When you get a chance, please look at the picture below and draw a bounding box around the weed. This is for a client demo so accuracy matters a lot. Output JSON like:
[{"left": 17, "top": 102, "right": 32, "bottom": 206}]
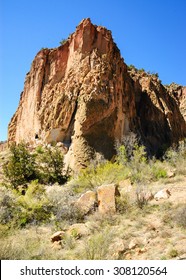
[
  {"left": 82, "top": 228, "right": 115, "bottom": 259},
  {"left": 168, "top": 248, "right": 178, "bottom": 258},
  {"left": 174, "top": 205, "right": 186, "bottom": 228}
]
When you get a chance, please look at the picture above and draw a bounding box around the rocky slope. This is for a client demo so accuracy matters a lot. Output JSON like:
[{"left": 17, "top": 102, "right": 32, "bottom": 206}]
[{"left": 8, "top": 18, "right": 186, "bottom": 170}]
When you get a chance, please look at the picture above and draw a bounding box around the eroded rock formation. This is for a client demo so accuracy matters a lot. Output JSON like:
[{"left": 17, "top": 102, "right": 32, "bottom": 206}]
[{"left": 8, "top": 18, "right": 186, "bottom": 170}]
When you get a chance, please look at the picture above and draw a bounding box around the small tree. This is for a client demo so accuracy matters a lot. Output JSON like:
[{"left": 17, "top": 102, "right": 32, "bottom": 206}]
[
  {"left": 3, "top": 142, "right": 37, "bottom": 188},
  {"left": 60, "top": 38, "right": 67, "bottom": 45},
  {"left": 37, "top": 146, "right": 69, "bottom": 184}
]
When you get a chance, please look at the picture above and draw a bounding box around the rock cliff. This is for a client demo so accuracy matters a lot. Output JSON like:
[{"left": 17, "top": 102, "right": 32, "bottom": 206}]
[{"left": 8, "top": 18, "right": 186, "bottom": 170}]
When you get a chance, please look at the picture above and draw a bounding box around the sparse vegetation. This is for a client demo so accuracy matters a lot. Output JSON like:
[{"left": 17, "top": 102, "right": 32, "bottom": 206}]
[
  {"left": 0, "top": 138, "right": 186, "bottom": 260},
  {"left": 60, "top": 38, "right": 67, "bottom": 45},
  {"left": 174, "top": 205, "right": 186, "bottom": 228}
]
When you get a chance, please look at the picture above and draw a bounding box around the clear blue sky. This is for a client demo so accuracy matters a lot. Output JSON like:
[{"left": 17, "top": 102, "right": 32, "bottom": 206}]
[{"left": 0, "top": 0, "right": 186, "bottom": 141}]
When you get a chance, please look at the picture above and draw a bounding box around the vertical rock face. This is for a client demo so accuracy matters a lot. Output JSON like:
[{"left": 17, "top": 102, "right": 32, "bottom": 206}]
[{"left": 8, "top": 18, "right": 186, "bottom": 170}]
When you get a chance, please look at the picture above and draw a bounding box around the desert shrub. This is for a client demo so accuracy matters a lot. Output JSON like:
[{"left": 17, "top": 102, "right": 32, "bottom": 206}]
[
  {"left": 3, "top": 143, "right": 69, "bottom": 187},
  {"left": 3, "top": 142, "right": 37, "bottom": 188},
  {"left": 129, "top": 145, "right": 148, "bottom": 183},
  {"left": 150, "top": 160, "right": 167, "bottom": 180},
  {"left": 173, "top": 205, "right": 186, "bottom": 228},
  {"left": 0, "top": 182, "right": 51, "bottom": 228},
  {"left": 46, "top": 184, "right": 84, "bottom": 225},
  {"left": 70, "top": 161, "right": 129, "bottom": 193},
  {"left": 168, "top": 248, "right": 179, "bottom": 258},
  {"left": 116, "top": 193, "right": 131, "bottom": 214},
  {"left": 115, "top": 132, "right": 138, "bottom": 162},
  {"left": 0, "top": 186, "right": 20, "bottom": 225},
  {"left": 81, "top": 228, "right": 115, "bottom": 259},
  {"left": 115, "top": 134, "right": 151, "bottom": 183},
  {"left": 16, "top": 180, "right": 52, "bottom": 227},
  {"left": 135, "top": 185, "right": 149, "bottom": 209},
  {"left": 116, "top": 134, "right": 168, "bottom": 183},
  {"left": 0, "top": 241, "right": 24, "bottom": 260},
  {"left": 60, "top": 38, "right": 67, "bottom": 45},
  {"left": 36, "top": 146, "right": 69, "bottom": 185},
  {"left": 164, "top": 140, "right": 186, "bottom": 175}
]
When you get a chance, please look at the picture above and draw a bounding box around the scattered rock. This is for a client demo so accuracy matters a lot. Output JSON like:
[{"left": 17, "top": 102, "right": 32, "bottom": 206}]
[
  {"left": 50, "top": 231, "right": 65, "bottom": 242},
  {"left": 176, "top": 254, "right": 186, "bottom": 260},
  {"left": 154, "top": 188, "right": 171, "bottom": 201},
  {"left": 75, "top": 191, "right": 97, "bottom": 215},
  {"left": 97, "top": 184, "right": 120, "bottom": 214},
  {"left": 109, "top": 238, "right": 126, "bottom": 259},
  {"left": 167, "top": 170, "right": 175, "bottom": 178},
  {"left": 136, "top": 247, "right": 147, "bottom": 254},
  {"left": 128, "top": 239, "right": 138, "bottom": 250},
  {"left": 67, "top": 223, "right": 90, "bottom": 239},
  {"left": 51, "top": 240, "right": 62, "bottom": 250}
]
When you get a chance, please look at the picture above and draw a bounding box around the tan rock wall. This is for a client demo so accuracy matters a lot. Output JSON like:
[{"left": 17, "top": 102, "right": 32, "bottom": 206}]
[{"left": 8, "top": 18, "right": 186, "bottom": 170}]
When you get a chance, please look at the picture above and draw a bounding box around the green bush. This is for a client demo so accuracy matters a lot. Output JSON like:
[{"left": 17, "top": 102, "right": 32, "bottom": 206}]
[
  {"left": 71, "top": 161, "right": 129, "bottom": 193},
  {"left": 3, "top": 143, "right": 69, "bottom": 187},
  {"left": 3, "top": 143, "right": 37, "bottom": 188},
  {"left": 36, "top": 146, "right": 69, "bottom": 185},
  {"left": 60, "top": 38, "right": 67, "bottom": 45},
  {"left": 16, "top": 181, "right": 52, "bottom": 227},
  {"left": 0, "top": 186, "right": 20, "bottom": 225},
  {"left": 164, "top": 140, "right": 186, "bottom": 175},
  {"left": 116, "top": 135, "right": 168, "bottom": 184},
  {"left": 82, "top": 228, "right": 114, "bottom": 259}
]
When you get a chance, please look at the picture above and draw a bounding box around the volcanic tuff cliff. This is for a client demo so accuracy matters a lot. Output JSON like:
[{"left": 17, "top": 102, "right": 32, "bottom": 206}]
[{"left": 8, "top": 18, "right": 186, "bottom": 170}]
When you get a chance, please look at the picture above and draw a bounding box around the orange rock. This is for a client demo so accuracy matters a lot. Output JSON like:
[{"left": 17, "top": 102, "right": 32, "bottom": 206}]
[
  {"left": 75, "top": 191, "right": 97, "bottom": 215},
  {"left": 8, "top": 18, "right": 186, "bottom": 172},
  {"left": 97, "top": 184, "right": 120, "bottom": 214}
]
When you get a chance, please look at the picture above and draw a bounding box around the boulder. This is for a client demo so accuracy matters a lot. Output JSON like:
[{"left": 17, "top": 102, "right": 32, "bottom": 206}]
[
  {"left": 154, "top": 188, "right": 171, "bottom": 201},
  {"left": 75, "top": 191, "right": 97, "bottom": 215},
  {"left": 97, "top": 184, "right": 120, "bottom": 214},
  {"left": 50, "top": 231, "right": 65, "bottom": 242}
]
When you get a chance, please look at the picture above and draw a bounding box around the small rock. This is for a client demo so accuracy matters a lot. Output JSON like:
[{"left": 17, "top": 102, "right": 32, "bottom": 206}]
[
  {"left": 154, "top": 189, "right": 171, "bottom": 201},
  {"left": 51, "top": 240, "right": 62, "bottom": 250},
  {"left": 50, "top": 231, "right": 65, "bottom": 242},
  {"left": 176, "top": 254, "right": 186, "bottom": 260},
  {"left": 136, "top": 247, "right": 147, "bottom": 254},
  {"left": 167, "top": 170, "right": 175, "bottom": 178},
  {"left": 109, "top": 238, "right": 126, "bottom": 259},
  {"left": 97, "top": 184, "right": 120, "bottom": 214},
  {"left": 128, "top": 239, "right": 138, "bottom": 250},
  {"left": 67, "top": 223, "right": 90, "bottom": 239}
]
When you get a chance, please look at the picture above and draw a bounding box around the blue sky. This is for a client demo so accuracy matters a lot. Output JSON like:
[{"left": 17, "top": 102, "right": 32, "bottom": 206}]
[{"left": 0, "top": 0, "right": 186, "bottom": 141}]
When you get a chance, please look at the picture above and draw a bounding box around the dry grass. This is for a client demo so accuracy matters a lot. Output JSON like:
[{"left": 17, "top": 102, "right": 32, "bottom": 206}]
[{"left": 0, "top": 145, "right": 186, "bottom": 260}]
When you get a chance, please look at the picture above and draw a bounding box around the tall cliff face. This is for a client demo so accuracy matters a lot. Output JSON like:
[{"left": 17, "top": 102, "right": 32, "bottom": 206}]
[{"left": 8, "top": 18, "right": 186, "bottom": 169}]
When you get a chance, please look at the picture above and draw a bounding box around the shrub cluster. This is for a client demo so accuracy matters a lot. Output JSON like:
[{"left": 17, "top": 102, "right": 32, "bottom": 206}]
[{"left": 3, "top": 142, "right": 69, "bottom": 189}]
